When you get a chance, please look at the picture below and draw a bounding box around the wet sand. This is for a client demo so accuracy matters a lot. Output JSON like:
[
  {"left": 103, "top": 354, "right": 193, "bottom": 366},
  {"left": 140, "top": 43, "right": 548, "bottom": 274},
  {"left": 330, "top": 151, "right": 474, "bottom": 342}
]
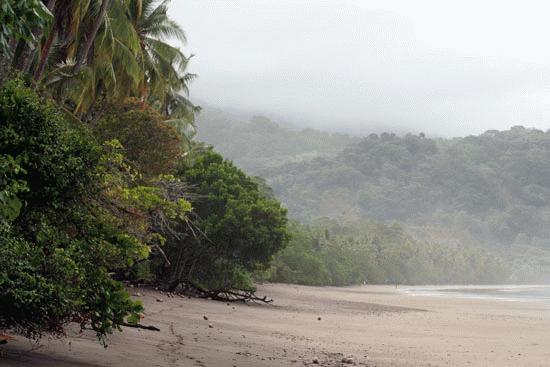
[{"left": 1, "top": 283, "right": 550, "bottom": 366}]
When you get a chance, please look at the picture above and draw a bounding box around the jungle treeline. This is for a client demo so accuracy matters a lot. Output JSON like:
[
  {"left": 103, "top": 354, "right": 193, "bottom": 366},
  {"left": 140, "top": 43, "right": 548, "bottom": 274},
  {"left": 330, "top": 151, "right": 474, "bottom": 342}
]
[
  {"left": 0, "top": 0, "right": 287, "bottom": 342},
  {"left": 264, "top": 219, "right": 507, "bottom": 286}
]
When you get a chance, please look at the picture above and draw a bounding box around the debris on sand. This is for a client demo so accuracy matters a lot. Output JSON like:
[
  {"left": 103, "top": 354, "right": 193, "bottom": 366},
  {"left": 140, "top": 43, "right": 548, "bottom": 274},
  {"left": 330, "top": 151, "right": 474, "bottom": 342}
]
[
  {"left": 0, "top": 334, "right": 15, "bottom": 345},
  {"left": 341, "top": 357, "right": 355, "bottom": 364}
]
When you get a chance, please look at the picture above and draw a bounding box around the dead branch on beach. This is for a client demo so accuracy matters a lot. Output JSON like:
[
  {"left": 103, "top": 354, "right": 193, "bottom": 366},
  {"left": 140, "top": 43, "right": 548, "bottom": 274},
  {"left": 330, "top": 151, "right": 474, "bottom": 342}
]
[
  {"left": 175, "top": 281, "right": 273, "bottom": 304},
  {"left": 121, "top": 323, "right": 160, "bottom": 331}
]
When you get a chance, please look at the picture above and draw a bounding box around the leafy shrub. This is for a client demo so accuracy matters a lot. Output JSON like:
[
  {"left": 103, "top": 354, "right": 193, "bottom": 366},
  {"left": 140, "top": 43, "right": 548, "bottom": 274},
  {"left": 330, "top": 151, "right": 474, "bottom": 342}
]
[
  {"left": 160, "top": 150, "right": 289, "bottom": 291},
  {"left": 0, "top": 154, "right": 27, "bottom": 223}
]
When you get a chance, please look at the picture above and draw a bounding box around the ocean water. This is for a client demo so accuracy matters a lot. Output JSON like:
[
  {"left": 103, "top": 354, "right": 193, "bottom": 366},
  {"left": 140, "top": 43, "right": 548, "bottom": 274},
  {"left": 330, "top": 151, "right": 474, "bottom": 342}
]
[{"left": 403, "top": 285, "right": 550, "bottom": 302}]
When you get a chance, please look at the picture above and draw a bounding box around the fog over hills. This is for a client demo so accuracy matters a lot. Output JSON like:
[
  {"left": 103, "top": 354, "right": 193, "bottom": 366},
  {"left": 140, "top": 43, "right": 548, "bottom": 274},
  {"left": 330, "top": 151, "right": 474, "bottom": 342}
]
[{"left": 170, "top": 0, "right": 550, "bottom": 137}]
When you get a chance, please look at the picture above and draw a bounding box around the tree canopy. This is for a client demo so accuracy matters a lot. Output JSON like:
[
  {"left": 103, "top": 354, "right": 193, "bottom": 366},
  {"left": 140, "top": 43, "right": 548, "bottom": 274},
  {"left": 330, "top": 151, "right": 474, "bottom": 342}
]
[{"left": 159, "top": 150, "right": 289, "bottom": 292}]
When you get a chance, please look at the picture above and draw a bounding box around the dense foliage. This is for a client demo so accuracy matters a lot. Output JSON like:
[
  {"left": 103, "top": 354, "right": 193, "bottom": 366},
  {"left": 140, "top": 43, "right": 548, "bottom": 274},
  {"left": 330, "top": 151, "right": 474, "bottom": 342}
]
[
  {"left": 0, "top": 0, "right": 204, "bottom": 341},
  {"left": 0, "top": 80, "right": 144, "bottom": 341},
  {"left": 0, "top": 0, "right": 294, "bottom": 344},
  {"left": 93, "top": 98, "right": 183, "bottom": 177},
  {"left": 158, "top": 150, "right": 289, "bottom": 291},
  {"left": 0, "top": 0, "right": 50, "bottom": 57}
]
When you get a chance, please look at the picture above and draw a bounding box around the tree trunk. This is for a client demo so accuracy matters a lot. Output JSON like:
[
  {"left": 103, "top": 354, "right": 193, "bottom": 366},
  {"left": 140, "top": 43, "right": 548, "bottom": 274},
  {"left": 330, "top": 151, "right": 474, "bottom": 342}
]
[
  {"left": 12, "top": 39, "right": 37, "bottom": 73},
  {"left": 73, "top": 0, "right": 111, "bottom": 74},
  {"left": 33, "top": 27, "right": 57, "bottom": 82}
]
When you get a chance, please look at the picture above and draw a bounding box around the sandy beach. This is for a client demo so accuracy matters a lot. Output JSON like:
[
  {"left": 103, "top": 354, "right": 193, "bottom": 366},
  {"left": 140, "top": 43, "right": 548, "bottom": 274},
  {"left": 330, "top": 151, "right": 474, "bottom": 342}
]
[{"left": 1, "top": 283, "right": 550, "bottom": 367}]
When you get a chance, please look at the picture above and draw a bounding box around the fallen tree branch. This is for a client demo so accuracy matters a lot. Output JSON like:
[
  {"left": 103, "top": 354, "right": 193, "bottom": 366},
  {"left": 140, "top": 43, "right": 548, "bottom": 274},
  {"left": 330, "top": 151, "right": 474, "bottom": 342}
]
[
  {"left": 177, "top": 281, "right": 273, "bottom": 304},
  {"left": 121, "top": 323, "right": 160, "bottom": 331}
]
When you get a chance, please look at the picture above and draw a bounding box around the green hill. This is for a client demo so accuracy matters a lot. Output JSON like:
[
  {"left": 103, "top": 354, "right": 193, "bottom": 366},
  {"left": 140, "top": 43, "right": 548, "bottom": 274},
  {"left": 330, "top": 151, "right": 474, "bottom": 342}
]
[{"left": 259, "top": 127, "right": 550, "bottom": 250}]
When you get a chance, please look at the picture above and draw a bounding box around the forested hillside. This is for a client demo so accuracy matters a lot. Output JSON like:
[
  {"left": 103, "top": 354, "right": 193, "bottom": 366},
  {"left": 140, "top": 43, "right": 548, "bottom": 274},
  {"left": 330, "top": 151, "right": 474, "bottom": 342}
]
[
  {"left": 196, "top": 107, "right": 358, "bottom": 172},
  {"left": 199, "top": 113, "right": 550, "bottom": 280},
  {"left": 260, "top": 127, "right": 550, "bottom": 248}
]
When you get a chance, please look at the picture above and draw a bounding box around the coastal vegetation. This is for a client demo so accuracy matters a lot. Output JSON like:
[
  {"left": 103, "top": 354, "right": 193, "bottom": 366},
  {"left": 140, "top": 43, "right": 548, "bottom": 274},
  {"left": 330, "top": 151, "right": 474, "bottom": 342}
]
[
  {"left": 0, "top": 0, "right": 287, "bottom": 341},
  {"left": 0, "top": 0, "right": 526, "bottom": 347}
]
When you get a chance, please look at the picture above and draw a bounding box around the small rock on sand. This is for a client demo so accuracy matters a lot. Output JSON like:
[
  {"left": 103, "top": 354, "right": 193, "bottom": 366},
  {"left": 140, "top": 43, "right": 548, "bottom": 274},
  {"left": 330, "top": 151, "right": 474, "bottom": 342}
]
[
  {"left": 203, "top": 315, "right": 209, "bottom": 320},
  {"left": 208, "top": 323, "right": 213, "bottom": 328},
  {"left": 312, "top": 357, "right": 319, "bottom": 364}
]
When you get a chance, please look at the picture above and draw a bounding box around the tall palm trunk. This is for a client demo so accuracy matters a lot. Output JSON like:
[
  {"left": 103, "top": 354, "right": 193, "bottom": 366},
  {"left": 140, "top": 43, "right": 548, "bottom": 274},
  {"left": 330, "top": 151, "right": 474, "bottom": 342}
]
[
  {"left": 73, "top": 0, "right": 111, "bottom": 74},
  {"left": 33, "top": 27, "right": 57, "bottom": 81}
]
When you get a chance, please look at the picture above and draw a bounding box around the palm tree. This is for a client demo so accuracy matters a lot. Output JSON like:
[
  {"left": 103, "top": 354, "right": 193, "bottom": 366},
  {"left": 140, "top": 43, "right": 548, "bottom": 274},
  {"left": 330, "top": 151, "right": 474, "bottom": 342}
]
[
  {"left": 33, "top": 0, "right": 81, "bottom": 81},
  {"left": 73, "top": 0, "right": 111, "bottom": 74},
  {"left": 29, "top": 0, "right": 199, "bottom": 136},
  {"left": 126, "top": 0, "right": 199, "bottom": 139},
  {"left": 37, "top": 0, "right": 142, "bottom": 113}
]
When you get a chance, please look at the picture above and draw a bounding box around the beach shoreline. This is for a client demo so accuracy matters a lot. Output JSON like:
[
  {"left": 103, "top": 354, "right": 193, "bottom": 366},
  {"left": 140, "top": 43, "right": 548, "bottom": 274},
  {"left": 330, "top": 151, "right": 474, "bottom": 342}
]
[{"left": 1, "top": 283, "right": 550, "bottom": 366}]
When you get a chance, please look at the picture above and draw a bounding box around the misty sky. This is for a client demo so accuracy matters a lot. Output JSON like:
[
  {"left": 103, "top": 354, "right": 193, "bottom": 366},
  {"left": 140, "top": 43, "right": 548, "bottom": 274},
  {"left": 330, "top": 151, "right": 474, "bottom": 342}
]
[{"left": 169, "top": 0, "right": 550, "bottom": 137}]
